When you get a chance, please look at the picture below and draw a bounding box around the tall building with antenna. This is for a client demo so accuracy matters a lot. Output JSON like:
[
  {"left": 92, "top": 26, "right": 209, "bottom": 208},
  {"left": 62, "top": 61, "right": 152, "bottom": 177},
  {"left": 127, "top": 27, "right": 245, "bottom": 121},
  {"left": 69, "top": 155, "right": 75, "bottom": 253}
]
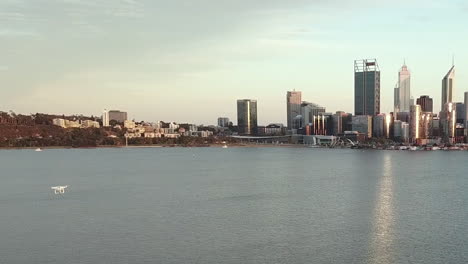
[
  {"left": 398, "top": 63, "right": 411, "bottom": 112},
  {"left": 354, "top": 59, "right": 380, "bottom": 116},
  {"left": 441, "top": 64, "right": 455, "bottom": 112}
]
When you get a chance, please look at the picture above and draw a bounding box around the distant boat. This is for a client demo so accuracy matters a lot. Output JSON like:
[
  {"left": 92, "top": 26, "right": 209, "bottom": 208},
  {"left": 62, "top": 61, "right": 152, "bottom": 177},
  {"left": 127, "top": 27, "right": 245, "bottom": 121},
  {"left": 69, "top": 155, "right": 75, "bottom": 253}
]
[
  {"left": 51, "top": 185, "right": 68, "bottom": 194},
  {"left": 222, "top": 145, "right": 228, "bottom": 149},
  {"left": 35, "top": 148, "right": 42, "bottom": 152}
]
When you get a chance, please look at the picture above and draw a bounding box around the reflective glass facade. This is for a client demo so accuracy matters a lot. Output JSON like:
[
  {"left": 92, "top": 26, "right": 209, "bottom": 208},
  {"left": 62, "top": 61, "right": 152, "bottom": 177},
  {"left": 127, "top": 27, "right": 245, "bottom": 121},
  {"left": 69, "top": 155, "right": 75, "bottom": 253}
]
[
  {"left": 354, "top": 60, "right": 380, "bottom": 116},
  {"left": 237, "top": 99, "right": 258, "bottom": 135}
]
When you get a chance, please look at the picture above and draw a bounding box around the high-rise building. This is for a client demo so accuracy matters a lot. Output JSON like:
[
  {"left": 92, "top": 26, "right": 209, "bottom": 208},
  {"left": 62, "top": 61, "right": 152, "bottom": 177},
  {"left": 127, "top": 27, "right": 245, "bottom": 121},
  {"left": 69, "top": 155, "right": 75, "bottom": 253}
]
[
  {"left": 301, "top": 102, "right": 326, "bottom": 126},
  {"left": 102, "top": 109, "right": 110, "bottom": 127},
  {"left": 455, "top": 103, "right": 465, "bottom": 125},
  {"left": 352, "top": 115, "right": 372, "bottom": 138},
  {"left": 286, "top": 91, "right": 302, "bottom": 129},
  {"left": 306, "top": 114, "right": 332, "bottom": 136},
  {"left": 440, "top": 102, "right": 456, "bottom": 143},
  {"left": 332, "top": 111, "right": 351, "bottom": 135},
  {"left": 420, "top": 112, "right": 433, "bottom": 139},
  {"left": 410, "top": 104, "right": 421, "bottom": 141},
  {"left": 394, "top": 83, "right": 400, "bottom": 114},
  {"left": 441, "top": 66, "right": 455, "bottom": 111},
  {"left": 354, "top": 59, "right": 380, "bottom": 116},
  {"left": 401, "top": 122, "right": 410, "bottom": 142},
  {"left": 432, "top": 117, "right": 440, "bottom": 138},
  {"left": 217, "top": 117, "right": 230, "bottom": 127},
  {"left": 396, "top": 112, "right": 410, "bottom": 123},
  {"left": 398, "top": 64, "right": 411, "bottom": 112},
  {"left": 393, "top": 120, "right": 403, "bottom": 139},
  {"left": 416, "top": 95, "right": 433, "bottom": 113},
  {"left": 237, "top": 99, "right": 258, "bottom": 135},
  {"left": 373, "top": 114, "right": 385, "bottom": 138},
  {"left": 108, "top": 110, "right": 128, "bottom": 123}
]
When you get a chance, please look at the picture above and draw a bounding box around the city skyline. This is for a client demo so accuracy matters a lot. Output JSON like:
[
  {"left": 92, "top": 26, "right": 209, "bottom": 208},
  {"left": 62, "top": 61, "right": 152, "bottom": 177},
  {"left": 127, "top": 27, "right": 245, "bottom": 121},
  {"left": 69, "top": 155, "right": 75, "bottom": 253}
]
[{"left": 1, "top": 0, "right": 468, "bottom": 124}]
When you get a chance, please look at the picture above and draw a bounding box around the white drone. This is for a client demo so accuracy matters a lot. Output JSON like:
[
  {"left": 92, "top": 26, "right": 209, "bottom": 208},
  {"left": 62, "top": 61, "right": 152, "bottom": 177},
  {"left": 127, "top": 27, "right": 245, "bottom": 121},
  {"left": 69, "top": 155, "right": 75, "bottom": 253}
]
[{"left": 51, "top": 185, "right": 69, "bottom": 194}]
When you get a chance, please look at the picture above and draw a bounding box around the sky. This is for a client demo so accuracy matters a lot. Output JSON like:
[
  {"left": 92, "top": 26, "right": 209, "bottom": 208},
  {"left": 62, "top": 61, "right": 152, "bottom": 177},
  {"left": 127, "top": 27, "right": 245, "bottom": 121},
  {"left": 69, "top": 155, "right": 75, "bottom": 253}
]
[{"left": 1, "top": 0, "right": 468, "bottom": 125}]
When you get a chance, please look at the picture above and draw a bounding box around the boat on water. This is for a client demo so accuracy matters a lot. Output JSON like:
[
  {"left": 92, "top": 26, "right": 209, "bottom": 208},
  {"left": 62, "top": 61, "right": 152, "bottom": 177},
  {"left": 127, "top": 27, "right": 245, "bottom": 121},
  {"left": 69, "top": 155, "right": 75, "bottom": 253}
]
[
  {"left": 222, "top": 145, "right": 228, "bottom": 148},
  {"left": 35, "top": 148, "right": 43, "bottom": 152}
]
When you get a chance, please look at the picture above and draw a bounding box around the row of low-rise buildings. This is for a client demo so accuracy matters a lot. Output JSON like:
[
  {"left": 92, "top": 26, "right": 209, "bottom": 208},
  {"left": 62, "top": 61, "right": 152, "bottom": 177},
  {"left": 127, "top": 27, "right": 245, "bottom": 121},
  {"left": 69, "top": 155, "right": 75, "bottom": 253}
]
[
  {"left": 123, "top": 120, "right": 213, "bottom": 139},
  {"left": 52, "top": 118, "right": 100, "bottom": 129}
]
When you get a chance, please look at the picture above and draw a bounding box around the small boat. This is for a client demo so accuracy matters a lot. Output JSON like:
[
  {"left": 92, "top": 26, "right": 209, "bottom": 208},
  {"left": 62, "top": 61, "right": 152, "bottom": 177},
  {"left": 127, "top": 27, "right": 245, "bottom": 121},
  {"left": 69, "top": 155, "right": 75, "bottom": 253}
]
[
  {"left": 35, "top": 148, "right": 43, "bottom": 152},
  {"left": 222, "top": 145, "right": 228, "bottom": 149},
  {"left": 51, "top": 185, "right": 68, "bottom": 194}
]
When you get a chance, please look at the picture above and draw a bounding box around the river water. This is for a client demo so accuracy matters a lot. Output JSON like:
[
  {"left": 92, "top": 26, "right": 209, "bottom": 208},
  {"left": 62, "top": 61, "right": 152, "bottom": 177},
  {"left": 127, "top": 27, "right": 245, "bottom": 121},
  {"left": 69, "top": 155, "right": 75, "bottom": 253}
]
[{"left": 0, "top": 147, "right": 467, "bottom": 263}]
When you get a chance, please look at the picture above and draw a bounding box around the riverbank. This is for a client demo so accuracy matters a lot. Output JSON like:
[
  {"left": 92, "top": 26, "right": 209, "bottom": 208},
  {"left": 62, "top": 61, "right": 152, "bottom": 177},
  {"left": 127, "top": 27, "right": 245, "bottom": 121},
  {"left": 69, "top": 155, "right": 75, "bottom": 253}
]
[
  {"left": 0, "top": 143, "right": 305, "bottom": 150},
  {"left": 1, "top": 143, "right": 467, "bottom": 151}
]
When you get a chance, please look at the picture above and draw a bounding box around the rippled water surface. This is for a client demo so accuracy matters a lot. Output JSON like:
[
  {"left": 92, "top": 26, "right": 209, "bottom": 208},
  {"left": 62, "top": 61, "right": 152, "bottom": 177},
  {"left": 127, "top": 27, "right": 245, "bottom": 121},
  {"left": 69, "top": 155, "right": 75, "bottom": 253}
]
[{"left": 0, "top": 147, "right": 467, "bottom": 264}]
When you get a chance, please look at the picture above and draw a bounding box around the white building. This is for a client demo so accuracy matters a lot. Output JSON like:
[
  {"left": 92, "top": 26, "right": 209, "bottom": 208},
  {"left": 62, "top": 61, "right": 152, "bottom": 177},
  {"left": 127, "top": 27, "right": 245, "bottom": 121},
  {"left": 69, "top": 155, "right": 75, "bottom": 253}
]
[
  {"left": 398, "top": 64, "right": 411, "bottom": 113},
  {"left": 81, "top": 120, "right": 100, "bottom": 128},
  {"left": 66, "top": 120, "right": 80, "bottom": 128},
  {"left": 102, "top": 110, "right": 110, "bottom": 127},
  {"left": 52, "top": 118, "right": 66, "bottom": 128}
]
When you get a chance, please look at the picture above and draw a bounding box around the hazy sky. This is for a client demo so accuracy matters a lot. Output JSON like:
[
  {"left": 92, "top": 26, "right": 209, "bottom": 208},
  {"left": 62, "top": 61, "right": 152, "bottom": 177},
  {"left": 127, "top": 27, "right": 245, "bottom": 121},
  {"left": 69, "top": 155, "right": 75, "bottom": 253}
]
[{"left": 1, "top": 0, "right": 467, "bottom": 125}]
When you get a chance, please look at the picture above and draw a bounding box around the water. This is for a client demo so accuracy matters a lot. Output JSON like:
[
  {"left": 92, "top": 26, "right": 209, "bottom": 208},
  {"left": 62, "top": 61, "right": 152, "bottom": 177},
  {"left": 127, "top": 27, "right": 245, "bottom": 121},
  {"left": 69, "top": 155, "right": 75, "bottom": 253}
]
[{"left": 0, "top": 147, "right": 467, "bottom": 264}]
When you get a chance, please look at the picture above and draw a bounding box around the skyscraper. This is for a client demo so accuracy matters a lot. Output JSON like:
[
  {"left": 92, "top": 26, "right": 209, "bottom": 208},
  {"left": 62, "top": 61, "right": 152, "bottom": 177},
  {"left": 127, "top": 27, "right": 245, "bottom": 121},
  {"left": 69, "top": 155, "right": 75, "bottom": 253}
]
[
  {"left": 420, "top": 112, "right": 433, "bottom": 139},
  {"left": 441, "top": 66, "right": 455, "bottom": 111},
  {"left": 354, "top": 59, "right": 380, "bottom": 116},
  {"left": 416, "top": 95, "right": 433, "bottom": 113},
  {"left": 398, "top": 64, "right": 411, "bottom": 112},
  {"left": 410, "top": 104, "right": 421, "bottom": 142},
  {"left": 286, "top": 91, "right": 302, "bottom": 129},
  {"left": 455, "top": 103, "right": 465, "bottom": 125},
  {"left": 372, "top": 114, "right": 386, "bottom": 138},
  {"left": 301, "top": 102, "right": 326, "bottom": 125},
  {"left": 440, "top": 102, "right": 456, "bottom": 143},
  {"left": 237, "top": 99, "right": 258, "bottom": 135}
]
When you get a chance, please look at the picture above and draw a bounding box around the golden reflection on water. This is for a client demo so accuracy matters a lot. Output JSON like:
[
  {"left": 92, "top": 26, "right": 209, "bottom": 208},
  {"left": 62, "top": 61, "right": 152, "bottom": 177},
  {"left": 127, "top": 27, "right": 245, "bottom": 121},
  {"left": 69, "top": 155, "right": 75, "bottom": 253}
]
[{"left": 369, "top": 153, "right": 395, "bottom": 264}]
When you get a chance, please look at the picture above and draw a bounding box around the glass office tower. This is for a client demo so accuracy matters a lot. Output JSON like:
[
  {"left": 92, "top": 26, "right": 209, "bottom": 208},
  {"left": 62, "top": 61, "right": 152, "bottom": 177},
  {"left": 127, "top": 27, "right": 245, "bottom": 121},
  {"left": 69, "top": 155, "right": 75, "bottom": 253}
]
[
  {"left": 354, "top": 59, "right": 380, "bottom": 116},
  {"left": 237, "top": 99, "right": 258, "bottom": 135},
  {"left": 286, "top": 91, "right": 302, "bottom": 129},
  {"left": 441, "top": 66, "right": 455, "bottom": 112}
]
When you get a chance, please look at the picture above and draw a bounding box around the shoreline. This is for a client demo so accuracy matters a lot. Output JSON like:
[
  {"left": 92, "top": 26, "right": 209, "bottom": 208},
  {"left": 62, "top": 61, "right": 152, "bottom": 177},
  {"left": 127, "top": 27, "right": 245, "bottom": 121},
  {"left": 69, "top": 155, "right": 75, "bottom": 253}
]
[
  {"left": 1, "top": 144, "right": 467, "bottom": 151},
  {"left": 0, "top": 143, "right": 305, "bottom": 150}
]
